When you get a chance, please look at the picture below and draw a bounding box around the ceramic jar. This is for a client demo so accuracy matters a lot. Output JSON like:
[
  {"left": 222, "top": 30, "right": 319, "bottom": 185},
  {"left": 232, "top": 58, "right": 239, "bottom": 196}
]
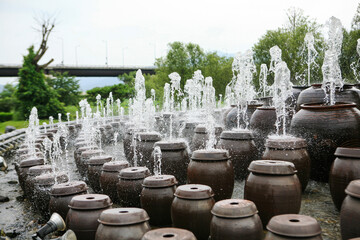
[
  {"left": 330, "top": 147, "right": 360, "bottom": 210},
  {"left": 291, "top": 102, "right": 360, "bottom": 181},
  {"left": 140, "top": 175, "right": 177, "bottom": 226},
  {"left": 132, "top": 132, "right": 161, "bottom": 171},
  {"left": 265, "top": 214, "right": 323, "bottom": 240},
  {"left": 100, "top": 161, "right": 129, "bottom": 203},
  {"left": 249, "top": 106, "right": 277, "bottom": 155},
  {"left": 262, "top": 136, "right": 310, "bottom": 192},
  {"left": 171, "top": 184, "right": 215, "bottom": 240},
  {"left": 87, "top": 155, "right": 113, "bottom": 193},
  {"left": 151, "top": 141, "right": 190, "bottom": 185},
  {"left": 123, "top": 127, "right": 146, "bottom": 163},
  {"left": 340, "top": 180, "right": 360, "bottom": 240},
  {"left": 95, "top": 208, "right": 150, "bottom": 240},
  {"left": 141, "top": 228, "right": 197, "bottom": 240},
  {"left": 24, "top": 165, "right": 53, "bottom": 199},
  {"left": 190, "top": 125, "right": 223, "bottom": 152},
  {"left": 66, "top": 194, "right": 112, "bottom": 240},
  {"left": 181, "top": 121, "right": 202, "bottom": 146},
  {"left": 117, "top": 167, "right": 150, "bottom": 207},
  {"left": 187, "top": 149, "right": 234, "bottom": 201},
  {"left": 49, "top": 181, "right": 88, "bottom": 220},
  {"left": 216, "top": 129, "right": 257, "bottom": 180},
  {"left": 79, "top": 149, "right": 104, "bottom": 178},
  {"left": 244, "top": 160, "right": 302, "bottom": 227},
  {"left": 17, "top": 157, "right": 44, "bottom": 192},
  {"left": 74, "top": 145, "right": 99, "bottom": 173},
  {"left": 225, "top": 103, "right": 262, "bottom": 130},
  {"left": 210, "top": 199, "right": 263, "bottom": 240}
]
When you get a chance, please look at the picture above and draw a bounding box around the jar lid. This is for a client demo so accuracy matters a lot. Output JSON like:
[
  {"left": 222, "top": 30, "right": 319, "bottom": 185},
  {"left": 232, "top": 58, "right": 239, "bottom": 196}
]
[
  {"left": 102, "top": 161, "right": 129, "bottom": 172},
  {"left": 75, "top": 137, "right": 86, "bottom": 143},
  {"left": 248, "top": 160, "right": 296, "bottom": 175},
  {"left": 120, "top": 167, "right": 150, "bottom": 180},
  {"left": 142, "top": 175, "right": 177, "bottom": 188},
  {"left": 98, "top": 208, "right": 149, "bottom": 226},
  {"left": 267, "top": 214, "right": 322, "bottom": 237},
  {"left": 194, "top": 125, "right": 223, "bottom": 134},
  {"left": 20, "top": 152, "right": 44, "bottom": 161},
  {"left": 74, "top": 141, "right": 91, "bottom": 149},
  {"left": 174, "top": 184, "right": 214, "bottom": 200},
  {"left": 335, "top": 147, "right": 360, "bottom": 158},
  {"left": 19, "top": 157, "right": 44, "bottom": 168},
  {"left": 34, "top": 173, "right": 56, "bottom": 186},
  {"left": 191, "top": 149, "right": 229, "bottom": 161},
  {"left": 345, "top": 179, "right": 360, "bottom": 198},
  {"left": 163, "top": 113, "right": 174, "bottom": 118},
  {"left": 68, "top": 125, "right": 75, "bottom": 130},
  {"left": 51, "top": 181, "right": 88, "bottom": 196},
  {"left": 126, "top": 127, "right": 147, "bottom": 135},
  {"left": 28, "top": 165, "right": 53, "bottom": 176},
  {"left": 69, "top": 194, "right": 112, "bottom": 210},
  {"left": 81, "top": 149, "right": 104, "bottom": 159},
  {"left": 141, "top": 228, "right": 197, "bottom": 240},
  {"left": 185, "top": 122, "right": 202, "bottom": 128},
  {"left": 104, "top": 124, "right": 112, "bottom": 129},
  {"left": 300, "top": 102, "right": 356, "bottom": 110},
  {"left": 88, "top": 155, "right": 113, "bottom": 165},
  {"left": 110, "top": 122, "right": 120, "bottom": 128},
  {"left": 154, "top": 141, "right": 187, "bottom": 150},
  {"left": 211, "top": 199, "right": 258, "bottom": 218},
  {"left": 220, "top": 129, "right": 254, "bottom": 140},
  {"left": 135, "top": 132, "right": 162, "bottom": 142},
  {"left": 47, "top": 129, "right": 58, "bottom": 134},
  {"left": 265, "top": 136, "right": 307, "bottom": 149}
]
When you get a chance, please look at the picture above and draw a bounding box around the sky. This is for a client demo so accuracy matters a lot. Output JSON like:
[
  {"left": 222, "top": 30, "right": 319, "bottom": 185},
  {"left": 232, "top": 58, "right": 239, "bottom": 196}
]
[{"left": 0, "top": 0, "right": 359, "bottom": 85}]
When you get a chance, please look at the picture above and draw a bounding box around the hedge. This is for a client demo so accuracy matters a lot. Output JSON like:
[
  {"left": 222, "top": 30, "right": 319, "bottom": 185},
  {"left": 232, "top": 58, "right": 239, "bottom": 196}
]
[{"left": 0, "top": 112, "right": 13, "bottom": 122}]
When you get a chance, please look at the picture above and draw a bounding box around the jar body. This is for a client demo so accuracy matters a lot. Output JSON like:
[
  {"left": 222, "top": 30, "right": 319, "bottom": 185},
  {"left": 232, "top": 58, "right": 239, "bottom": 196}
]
[
  {"left": 244, "top": 173, "right": 301, "bottom": 227},
  {"left": 187, "top": 159, "right": 234, "bottom": 201},
  {"left": 264, "top": 232, "right": 323, "bottom": 240},
  {"left": 151, "top": 149, "right": 189, "bottom": 185},
  {"left": 49, "top": 192, "right": 87, "bottom": 220},
  {"left": 66, "top": 207, "right": 111, "bottom": 240},
  {"left": 88, "top": 165, "right": 104, "bottom": 193},
  {"left": 217, "top": 138, "right": 257, "bottom": 180},
  {"left": 262, "top": 147, "right": 310, "bottom": 192},
  {"left": 210, "top": 214, "right": 263, "bottom": 240},
  {"left": 95, "top": 222, "right": 150, "bottom": 240},
  {"left": 123, "top": 133, "right": 133, "bottom": 162},
  {"left": 117, "top": 179, "right": 144, "bottom": 207},
  {"left": 340, "top": 195, "right": 360, "bottom": 240},
  {"left": 171, "top": 197, "right": 215, "bottom": 240},
  {"left": 290, "top": 105, "right": 360, "bottom": 181},
  {"left": 134, "top": 141, "right": 159, "bottom": 173},
  {"left": 33, "top": 185, "right": 52, "bottom": 218},
  {"left": 190, "top": 133, "right": 207, "bottom": 152},
  {"left": 330, "top": 156, "right": 360, "bottom": 210},
  {"left": 100, "top": 171, "right": 120, "bottom": 203},
  {"left": 226, "top": 104, "right": 261, "bottom": 130},
  {"left": 140, "top": 186, "right": 175, "bottom": 226}
]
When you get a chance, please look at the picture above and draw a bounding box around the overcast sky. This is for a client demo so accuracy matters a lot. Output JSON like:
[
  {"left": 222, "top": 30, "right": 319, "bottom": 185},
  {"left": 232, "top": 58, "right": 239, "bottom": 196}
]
[{"left": 0, "top": 0, "right": 359, "bottom": 84}]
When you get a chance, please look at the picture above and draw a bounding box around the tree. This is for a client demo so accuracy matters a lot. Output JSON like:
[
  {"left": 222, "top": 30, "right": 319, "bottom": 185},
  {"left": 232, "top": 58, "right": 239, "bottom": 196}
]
[
  {"left": 46, "top": 71, "right": 81, "bottom": 106},
  {"left": 0, "top": 83, "right": 17, "bottom": 112},
  {"left": 352, "top": 3, "right": 360, "bottom": 30},
  {"left": 252, "top": 8, "right": 324, "bottom": 87},
  {"left": 15, "top": 18, "right": 65, "bottom": 119},
  {"left": 86, "top": 84, "right": 134, "bottom": 104}
]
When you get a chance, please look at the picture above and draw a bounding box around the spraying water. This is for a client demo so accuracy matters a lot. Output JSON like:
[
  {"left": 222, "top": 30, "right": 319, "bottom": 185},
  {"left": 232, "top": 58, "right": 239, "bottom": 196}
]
[
  {"left": 350, "top": 38, "right": 360, "bottom": 83},
  {"left": 304, "top": 32, "right": 319, "bottom": 86},
  {"left": 269, "top": 46, "right": 282, "bottom": 74},
  {"left": 258, "top": 64, "right": 269, "bottom": 98},
  {"left": 153, "top": 146, "right": 162, "bottom": 175}
]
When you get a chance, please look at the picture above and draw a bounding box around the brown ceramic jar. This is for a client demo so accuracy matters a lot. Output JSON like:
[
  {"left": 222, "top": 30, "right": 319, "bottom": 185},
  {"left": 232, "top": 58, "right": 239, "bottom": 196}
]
[
  {"left": 25, "top": 165, "right": 53, "bottom": 199},
  {"left": 87, "top": 155, "right": 113, "bottom": 193},
  {"left": 79, "top": 149, "right": 104, "bottom": 178},
  {"left": 244, "top": 160, "right": 302, "bottom": 227},
  {"left": 100, "top": 161, "right": 129, "bottom": 203},
  {"left": 66, "top": 194, "right": 112, "bottom": 240},
  {"left": 225, "top": 103, "right": 262, "bottom": 130},
  {"left": 151, "top": 141, "right": 190, "bottom": 185},
  {"left": 330, "top": 147, "right": 360, "bottom": 210},
  {"left": 262, "top": 136, "right": 310, "bottom": 192},
  {"left": 140, "top": 175, "right": 177, "bottom": 226},
  {"left": 181, "top": 121, "right": 202, "bottom": 146},
  {"left": 188, "top": 149, "right": 234, "bottom": 201},
  {"left": 49, "top": 181, "right": 88, "bottom": 220},
  {"left": 216, "top": 129, "right": 257, "bottom": 180},
  {"left": 249, "top": 106, "right": 277, "bottom": 156},
  {"left": 340, "top": 180, "right": 360, "bottom": 240},
  {"left": 141, "top": 228, "right": 197, "bottom": 240},
  {"left": 210, "top": 199, "right": 263, "bottom": 240},
  {"left": 33, "top": 173, "right": 69, "bottom": 217},
  {"left": 265, "top": 214, "right": 323, "bottom": 240},
  {"left": 291, "top": 102, "right": 360, "bottom": 182},
  {"left": 171, "top": 184, "right": 215, "bottom": 240},
  {"left": 123, "top": 127, "right": 146, "bottom": 163},
  {"left": 74, "top": 145, "right": 99, "bottom": 173},
  {"left": 133, "top": 132, "right": 162, "bottom": 170},
  {"left": 95, "top": 208, "right": 150, "bottom": 240},
  {"left": 117, "top": 167, "right": 150, "bottom": 207},
  {"left": 17, "top": 157, "right": 44, "bottom": 192},
  {"left": 190, "top": 125, "right": 223, "bottom": 152}
]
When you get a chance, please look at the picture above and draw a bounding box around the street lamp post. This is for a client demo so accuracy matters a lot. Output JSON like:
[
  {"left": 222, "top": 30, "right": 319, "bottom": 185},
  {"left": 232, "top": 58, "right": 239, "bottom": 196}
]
[
  {"left": 103, "top": 40, "right": 108, "bottom": 66},
  {"left": 75, "top": 45, "right": 80, "bottom": 66}
]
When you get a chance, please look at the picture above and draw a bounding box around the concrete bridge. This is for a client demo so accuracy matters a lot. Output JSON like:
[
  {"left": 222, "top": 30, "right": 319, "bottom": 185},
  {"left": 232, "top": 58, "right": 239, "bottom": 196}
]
[{"left": 0, "top": 64, "right": 156, "bottom": 77}]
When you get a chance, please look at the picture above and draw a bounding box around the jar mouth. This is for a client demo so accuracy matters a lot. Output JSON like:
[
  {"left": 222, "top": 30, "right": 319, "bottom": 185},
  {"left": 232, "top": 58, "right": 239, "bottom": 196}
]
[{"left": 300, "top": 102, "right": 356, "bottom": 110}]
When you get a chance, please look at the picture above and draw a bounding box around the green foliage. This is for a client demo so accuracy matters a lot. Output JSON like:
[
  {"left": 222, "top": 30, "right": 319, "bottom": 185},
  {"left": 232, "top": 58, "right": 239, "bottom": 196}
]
[
  {"left": 64, "top": 105, "right": 80, "bottom": 120},
  {"left": 352, "top": 3, "right": 360, "bottom": 30},
  {"left": 15, "top": 46, "right": 65, "bottom": 119},
  {"left": 0, "top": 83, "right": 17, "bottom": 112},
  {"left": 0, "top": 112, "right": 13, "bottom": 122},
  {"left": 119, "top": 71, "right": 136, "bottom": 86},
  {"left": 46, "top": 71, "right": 81, "bottom": 105},
  {"left": 86, "top": 84, "right": 134, "bottom": 104},
  {"left": 252, "top": 8, "right": 324, "bottom": 87}
]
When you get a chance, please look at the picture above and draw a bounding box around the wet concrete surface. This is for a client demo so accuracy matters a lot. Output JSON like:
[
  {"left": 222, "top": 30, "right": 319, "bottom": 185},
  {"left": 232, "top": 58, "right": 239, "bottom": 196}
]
[{"left": 0, "top": 143, "right": 342, "bottom": 239}]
